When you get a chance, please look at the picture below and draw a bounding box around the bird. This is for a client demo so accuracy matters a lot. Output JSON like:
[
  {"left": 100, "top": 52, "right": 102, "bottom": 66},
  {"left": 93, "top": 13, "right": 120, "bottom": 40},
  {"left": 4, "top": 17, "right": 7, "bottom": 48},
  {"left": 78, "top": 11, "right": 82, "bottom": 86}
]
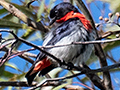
[{"left": 25, "top": 2, "right": 96, "bottom": 85}]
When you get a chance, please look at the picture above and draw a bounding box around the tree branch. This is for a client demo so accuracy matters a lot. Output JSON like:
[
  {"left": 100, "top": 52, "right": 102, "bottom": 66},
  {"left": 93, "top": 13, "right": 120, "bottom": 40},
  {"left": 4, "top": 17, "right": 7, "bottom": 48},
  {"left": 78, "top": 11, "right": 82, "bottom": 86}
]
[
  {"left": 0, "top": 0, "right": 49, "bottom": 33},
  {"left": 75, "top": 0, "right": 113, "bottom": 89},
  {"left": 0, "top": 81, "right": 37, "bottom": 87},
  {"left": 27, "top": 62, "right": 120, "bottom": 90},
  {"left": 1, "top": 29, "right": 119, "bottom": 89},
  {"left": 0, "top": 30, "right": 82, "bottom": 71}
]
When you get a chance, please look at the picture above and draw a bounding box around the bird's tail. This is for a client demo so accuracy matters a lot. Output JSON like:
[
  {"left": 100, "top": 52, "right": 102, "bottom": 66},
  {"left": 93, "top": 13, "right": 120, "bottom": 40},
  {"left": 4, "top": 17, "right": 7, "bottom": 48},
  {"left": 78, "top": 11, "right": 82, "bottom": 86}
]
[
  {"left": 25, "top": 67, "right": 38, "bottom": 85},
  {"left": 25, "top": 57, "right": 51, "bottom": 85}
]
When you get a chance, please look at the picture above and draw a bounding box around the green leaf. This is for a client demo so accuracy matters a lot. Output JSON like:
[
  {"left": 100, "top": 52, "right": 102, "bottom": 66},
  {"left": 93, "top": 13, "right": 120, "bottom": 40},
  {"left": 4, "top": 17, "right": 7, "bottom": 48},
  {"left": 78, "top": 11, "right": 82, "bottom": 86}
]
[
  {"left": 37, "top": 0, "right": 45, "bottom": 20},
  {"left": 86, "top": 51, "right": 98, "bottom": 65},
  {"left": 12, "top": 3, "right": 37, "bottom": 20},
  {"left": 2, "top": 71, "right": 14, "bottom": 78},
  {"left": 0, "top": 8, "right": 8, "bottom": 15},
  {"left": 2, "top": 14, "right": 19, "bottom": 23},
  {"left": 0, "top": 19, "right": 22, "bottom": 29},
  {"left": 48, "top": 68, "right": 62, "bottom": 78},
  {"left": 8, "top": 86, "right": 12, "bottom": 90},
  {"left": 0, "top": 78, "right": 7, "bottom": 81},
  {"left": 104, "top": 41, "right": 120, "bottom": 52},
  {"left": 5, "top": 62, "right": 19, "bottom": 71},
  {"left": 16, "top": 73, "right": 26, "bottom": 80},
  {"left": 100, "top": 0, "right": 120, "bottom": 12},
  {"left": 52, "top": 83, "right": 70, "bottom": 90},
  {"left": 0, "top": 65, "right": 5, "bottom": 76},
  {"left": 15, "top": 28, "right": 35, "bottom": 49},
  {"left": 86, "top": 0, "right": 94, "bottom": 3},
  {"left": 6, "top": 0, "right": 12, "bottom": 2}
]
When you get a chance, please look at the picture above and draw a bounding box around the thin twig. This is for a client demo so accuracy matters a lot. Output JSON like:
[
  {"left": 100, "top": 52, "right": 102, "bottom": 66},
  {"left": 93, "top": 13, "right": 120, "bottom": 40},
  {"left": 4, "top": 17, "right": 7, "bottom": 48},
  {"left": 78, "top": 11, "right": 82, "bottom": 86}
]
[
  {"left": 39, "top": 38, "right": 120, "bottom": 49},
  {"left": 0, "top": 40, "right": 17, "bottom": 66},
  {"left": 27, "top": 62, "right": 120, "bottom": 90}
]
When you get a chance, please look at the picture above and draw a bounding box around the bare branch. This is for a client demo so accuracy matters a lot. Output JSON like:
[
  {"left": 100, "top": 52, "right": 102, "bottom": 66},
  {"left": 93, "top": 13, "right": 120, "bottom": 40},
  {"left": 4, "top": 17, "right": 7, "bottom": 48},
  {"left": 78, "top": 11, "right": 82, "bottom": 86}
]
[
  {"left": 39, "top": 37, "right": 120, "bottom": 49},
  {"left": 0, "top": 81, "right": 89, "bottom": 90},
  {"left": 0, "top": 61, "right": 119, "bottom": 89},
  {"left": 98, "top": 30, "right": 120, "bottom": 40},
  {"left": 0, "top": 40, "right": 17, "bottom": 66},
  {"left": 0, "top": 81, "right": 37, "bottom": 87},
  {"left": 27, "top": 62, "right": 120, "bottom": 90},
  {"left": 0, "top": 30, "right": 82, "bottom": 71},
  {"left": 0, "top": 40, "right": 35, "bottom": 64},
  {"left": 63, "top": 84, "right": 88, "bottom": 90}
]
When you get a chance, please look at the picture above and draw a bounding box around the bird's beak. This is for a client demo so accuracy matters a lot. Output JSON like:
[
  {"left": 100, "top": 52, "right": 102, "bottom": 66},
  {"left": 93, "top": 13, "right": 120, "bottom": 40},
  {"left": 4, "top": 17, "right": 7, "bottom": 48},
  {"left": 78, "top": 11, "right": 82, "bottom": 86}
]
[{"left": 49, "top": 16, "right": 57, "bottom": 26}]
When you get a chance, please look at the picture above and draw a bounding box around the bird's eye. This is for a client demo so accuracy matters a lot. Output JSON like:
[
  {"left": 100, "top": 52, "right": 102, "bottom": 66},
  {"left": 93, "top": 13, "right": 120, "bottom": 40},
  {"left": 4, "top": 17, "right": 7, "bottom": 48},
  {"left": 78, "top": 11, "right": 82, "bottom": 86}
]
[{"left": 55, "top": 11, "right": 58, "bottom": 14}]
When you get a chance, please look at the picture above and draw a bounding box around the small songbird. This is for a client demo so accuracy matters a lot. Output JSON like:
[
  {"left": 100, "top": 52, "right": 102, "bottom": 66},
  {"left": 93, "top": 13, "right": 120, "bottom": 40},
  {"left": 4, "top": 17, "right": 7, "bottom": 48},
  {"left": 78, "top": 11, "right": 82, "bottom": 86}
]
[{"left": 25, "top": 2, "right": 95, "bottom": 85}]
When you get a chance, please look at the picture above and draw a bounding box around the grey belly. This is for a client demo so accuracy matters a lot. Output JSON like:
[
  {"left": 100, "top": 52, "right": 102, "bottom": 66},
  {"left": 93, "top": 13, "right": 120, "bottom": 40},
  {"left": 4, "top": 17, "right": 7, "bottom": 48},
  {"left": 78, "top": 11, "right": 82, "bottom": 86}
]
[{"left": 47, "top": 40, "right": 93, "bottom": 66}]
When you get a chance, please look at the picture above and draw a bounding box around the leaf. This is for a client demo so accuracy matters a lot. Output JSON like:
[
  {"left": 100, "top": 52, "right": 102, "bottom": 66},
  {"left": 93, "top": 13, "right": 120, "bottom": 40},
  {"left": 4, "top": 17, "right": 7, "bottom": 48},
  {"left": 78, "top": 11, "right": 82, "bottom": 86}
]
[
  {"left": 52, "top": 83, "right": 70, "bottom": 90},
  {"left": 0, "top": 78, "right": 7, "bottom": 81},
  {"left": 5, "top": 62, "right": 19, "bottom": 71},
  {"left": 37, "top": 0, "right": 45, "bottom": 20},
  {"left": 86, "top": 51, "right": 98, "bottom": 65},
  {"left": 15, "top": 28, "right": 35, "bottom": 49},
  {"left": 0, "top": 65, "right": 5, "bottom": 76},
  {"left": 100, "top": 0, "right": 120, "bottom": 12},
  {"left": 16, "top": 73, "right": 26, "bottom": 80},
  {"left": 0, "top": 8, "right": 8, "bottom": 15},
  {"left": 0, "top": 19, "right": 22, "bottom": 29},
  {"left": 104, "top": 41, "right": 120, "bottom": 52},
  {"left": 2, "top": 71, "right": 14, "bottom": 78},
  {"left": 8, "top": 86, "right": 12, "bottom": 90},
  {"left": 6, "top": 0, "right": 12, "bottom": 2},
  {"left": 48, "top": 68, "right": 62, "bottom": 78},
  {"left": 2, "top": 14, "right": 19, "bottom": 23},
  {"left": 12, "top": 3, "right": 37, "bottom": 20},
  {"left": 86, "top": 0, "right": 94, "bottom": 3}
]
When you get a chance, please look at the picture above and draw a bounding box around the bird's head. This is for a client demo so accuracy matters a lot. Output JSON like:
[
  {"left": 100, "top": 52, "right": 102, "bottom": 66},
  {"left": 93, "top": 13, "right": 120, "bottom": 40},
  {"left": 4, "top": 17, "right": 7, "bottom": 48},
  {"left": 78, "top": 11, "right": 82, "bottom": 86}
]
[{"left": 49, "top": 2, "right": 79, "bottom": 26}]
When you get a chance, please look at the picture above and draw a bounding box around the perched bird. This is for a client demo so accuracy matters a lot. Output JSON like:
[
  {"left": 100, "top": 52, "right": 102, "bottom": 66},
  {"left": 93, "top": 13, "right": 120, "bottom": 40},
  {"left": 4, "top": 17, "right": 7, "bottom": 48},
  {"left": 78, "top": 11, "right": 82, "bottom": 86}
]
[{"left": 25, "top": 2, "right": 95, "bottom": 85}]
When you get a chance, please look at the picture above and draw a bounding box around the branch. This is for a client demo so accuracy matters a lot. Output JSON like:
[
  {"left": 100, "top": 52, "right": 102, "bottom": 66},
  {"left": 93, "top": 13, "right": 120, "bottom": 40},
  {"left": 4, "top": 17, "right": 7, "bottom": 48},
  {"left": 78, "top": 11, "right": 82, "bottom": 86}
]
[
  {"left": 0, "top": 39, "right": 18, "bottom": 66},
  {"left": 1, "top": 29, "right": 119, "bottom": 89},
  {"left": 0, "top": 81, "right": 63, "bottom": 87},
  {"left": 0, "top": 0, "right": 49, "bottom": 33},
  {"left": 27, "top": 62, "right": 120, "bottom": 90},
  {"left": 0, "top": 81, "right": 90, "bottom": 90},
  {"left": 1, "top": 30, "right": 120, "bottom": 89},
  {"left": 1, "top": 61, "right": 119, "bottom": 89},
  {"left": 0, "top": 30, "right": 82, "bottom": 71},
  {"left": 0, "top": 40, "right": 34, "bottom": 64},
  {"left": 75, "top": 0, "right": 113, "bottom": 89},
  {"left": 97, "top": 30, "right": 120, "bottom": 40},
  {"left": 0, "top": 81, "right": 37, "bottom": 87},
  {"left": 8, "top": 48, "right": 37, "bottom": 61},
  {"left": 64, "top": 84, "right": 89, "bottom": 90},
  {"left": 39, "top": 38, "right": 120, "bottom": 49}
]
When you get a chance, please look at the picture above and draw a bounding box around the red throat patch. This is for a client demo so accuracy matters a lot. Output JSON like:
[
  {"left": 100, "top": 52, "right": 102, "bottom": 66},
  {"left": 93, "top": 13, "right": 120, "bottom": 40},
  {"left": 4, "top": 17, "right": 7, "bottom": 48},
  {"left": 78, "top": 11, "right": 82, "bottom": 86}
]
[{"left": 56, "top": 11, "right": 92, "bottom": 31}]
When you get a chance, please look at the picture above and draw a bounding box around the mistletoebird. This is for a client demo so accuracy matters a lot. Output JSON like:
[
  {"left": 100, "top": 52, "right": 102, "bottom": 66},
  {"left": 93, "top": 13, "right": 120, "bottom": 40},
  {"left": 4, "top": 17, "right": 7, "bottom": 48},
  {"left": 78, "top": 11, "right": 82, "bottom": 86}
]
[{"left": 25, "top": 2, "right": 95, "bottom": 85}]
